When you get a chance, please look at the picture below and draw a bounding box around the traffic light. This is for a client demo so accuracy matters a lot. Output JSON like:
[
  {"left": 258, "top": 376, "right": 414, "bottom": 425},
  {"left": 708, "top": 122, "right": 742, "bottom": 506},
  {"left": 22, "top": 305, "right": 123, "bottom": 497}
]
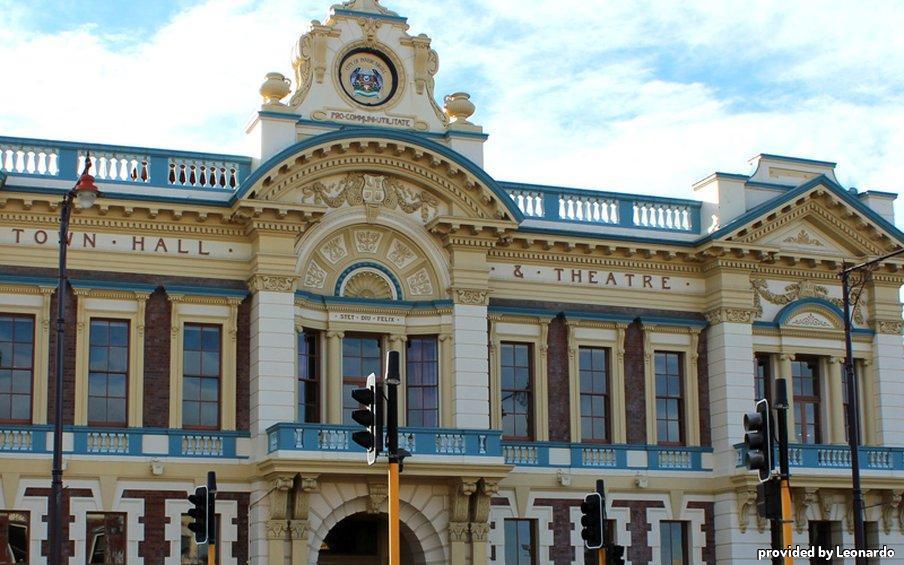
[
  {"left": 351, "top": 372, "right": 383, "bottom": 465},
  {"left": 606, "top": 544, "right": 626, "bottom": 564},
  {"left": 187, "top": 485, "right": 208, "bottom": 544},
  {"left": 757, "top": 476, "right": 782, "bottom": 520},
  {"left": 743, "top": 399, "right": 772, "bottom": 482},
  {"left": 580, "top": 492, "right": 604, "bottom": 550}
]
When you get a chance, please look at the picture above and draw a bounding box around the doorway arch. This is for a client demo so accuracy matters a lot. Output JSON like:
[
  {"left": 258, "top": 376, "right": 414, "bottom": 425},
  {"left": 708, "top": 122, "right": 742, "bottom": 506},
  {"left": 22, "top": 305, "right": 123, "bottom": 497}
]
[{"left": 317, "top": 512, "right": 424, "bottom": 565}]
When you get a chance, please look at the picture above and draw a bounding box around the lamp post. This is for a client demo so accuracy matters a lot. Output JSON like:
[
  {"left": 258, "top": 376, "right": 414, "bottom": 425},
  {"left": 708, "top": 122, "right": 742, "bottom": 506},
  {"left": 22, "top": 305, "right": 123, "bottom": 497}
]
[
  {"left": 49, "top": 154, "right": 99, "bottom": 564},
  {"left": 840, "top": 246, "right": 904, "bottom": 565}
]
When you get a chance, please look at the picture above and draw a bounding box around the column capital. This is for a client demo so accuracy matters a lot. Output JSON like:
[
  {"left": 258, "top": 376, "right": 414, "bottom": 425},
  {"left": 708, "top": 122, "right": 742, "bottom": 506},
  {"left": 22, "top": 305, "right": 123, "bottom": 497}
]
[
  {"left": 449, "top": 521, "right": 470, "bottom": 542},
  {"left": 247, "top": 274, "right": 298, "bottom": 293},
  {"left": 704, "top": 307, "right": 756, "bottom": 325},
  {"left": 450, "top": 287, "right": 491, "bottom": 306},
  {"left": 326, "top": 330, "right": 345, "bottom": 339},
  {"left": 288, "top": 519, "right": 308, "bottom": 540},
  {"left": 469, "top": 522, "right": 490, "bottom": 542}
]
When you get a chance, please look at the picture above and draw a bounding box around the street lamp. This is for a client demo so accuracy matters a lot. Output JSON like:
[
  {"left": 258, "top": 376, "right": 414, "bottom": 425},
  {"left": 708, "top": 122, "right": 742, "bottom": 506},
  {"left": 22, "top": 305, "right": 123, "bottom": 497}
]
[
  {"left": 840, "top": 246, "right": 904, "bottom": 565},
  {"left": 48, "top": 154, "right": 99, "bottom": 564}
]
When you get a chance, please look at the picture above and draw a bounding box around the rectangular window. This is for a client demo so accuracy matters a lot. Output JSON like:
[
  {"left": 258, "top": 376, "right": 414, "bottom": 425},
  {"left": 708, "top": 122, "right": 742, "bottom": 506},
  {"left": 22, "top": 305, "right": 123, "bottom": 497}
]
[
  {"left": 0, "top": 510, "right": 29, "bottom": 564},
  {"left": 86, "top": 512, "right": 127, "bottom": 565},
  {"left": 88, "top": 319, "right": 129, "bottom": 427},
  {"left": 754, "top": 353, "right": 772, "bottom": 403},
  {"left": 579, "top": 346, "right": 610, "bottom": 443},
  {"left": 808, "top": 521, "right": 841, "bottom": 564},
  {"left": 406, "top": 336, "right": 439, "bottom": 427},
  {"left": 183, "top": 324, "right": 222, "bottom": 430},
  {"left": 655, "top": 351, "right": 684, "bottom": 445},
  {"left": 181, "top": 514, "right": 220, "bottom": 564},
  {"left": 504, "top": 518, "right": 536, "bottom": 565},
  {"left": 297, "top": 331, "right": 320, "bottom": 423},
  {"left": 342, "top": 335, "right": 382, "bottom": 425},
  {"left": 0, "top": 314, "right": 34, "bottom": 424},
  {"left": 501, "top": 342, "right": 533, "bottom": 440},
  {"left": 792, "top": 356, "right": 821, "bottom": 444},
  {"left": 659, "top": 520, "right": 689, "bottom": 565}
]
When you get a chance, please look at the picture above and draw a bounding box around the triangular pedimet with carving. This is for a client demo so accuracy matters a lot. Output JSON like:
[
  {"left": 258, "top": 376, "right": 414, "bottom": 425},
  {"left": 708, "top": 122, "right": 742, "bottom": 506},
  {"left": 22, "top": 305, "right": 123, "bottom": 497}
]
[
  {"left": 241, "top": 135, "right": 523, "bottom": 226},
  {"left": 714, "top": 180, "right": 901, "bottom": 259}
]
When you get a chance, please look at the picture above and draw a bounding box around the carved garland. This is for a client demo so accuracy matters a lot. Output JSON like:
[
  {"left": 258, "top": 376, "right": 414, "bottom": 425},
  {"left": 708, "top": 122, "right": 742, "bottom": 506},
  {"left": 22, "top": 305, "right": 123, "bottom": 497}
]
[
  {"left": 301, "top": 173, "right": 439, "bottom": 222},
  {"left": 705, "top": 307, "right": 755, "bottom": 325},
  {"left": 751, "top": 277, "right": 864, "bottom": 324},
  {"left": 248, "top": 274, "right": 297, "bottom": 293},
  {"left": 451, "top": 287, "right": 490, "bottom": 306}
]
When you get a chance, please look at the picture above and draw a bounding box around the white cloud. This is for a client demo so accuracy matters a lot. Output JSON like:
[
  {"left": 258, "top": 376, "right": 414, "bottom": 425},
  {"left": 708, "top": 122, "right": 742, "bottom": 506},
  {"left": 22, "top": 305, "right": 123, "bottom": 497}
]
[{"left": 0, "top": 0, "right": 901, "bottom": 224}]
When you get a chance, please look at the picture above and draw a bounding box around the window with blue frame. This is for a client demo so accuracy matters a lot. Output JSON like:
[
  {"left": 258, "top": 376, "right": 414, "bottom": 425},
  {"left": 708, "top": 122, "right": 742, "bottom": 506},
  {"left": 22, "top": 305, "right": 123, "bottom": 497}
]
[
  {"left": 88, "top": 319, "right": 129, "bottom": 427},
  {"left": 0, "top": 314, "right": 34, "bottom": 424}
]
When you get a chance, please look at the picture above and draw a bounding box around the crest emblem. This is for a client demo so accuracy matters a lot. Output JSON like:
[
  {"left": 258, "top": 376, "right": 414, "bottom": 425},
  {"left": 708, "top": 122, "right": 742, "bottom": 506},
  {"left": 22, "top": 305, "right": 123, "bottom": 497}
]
[
  {"left": 362, "top": 175, "right": 387, "bottom": 205},
  {"left": 350, "top": 68, "right": 383, "bottom": 98}
]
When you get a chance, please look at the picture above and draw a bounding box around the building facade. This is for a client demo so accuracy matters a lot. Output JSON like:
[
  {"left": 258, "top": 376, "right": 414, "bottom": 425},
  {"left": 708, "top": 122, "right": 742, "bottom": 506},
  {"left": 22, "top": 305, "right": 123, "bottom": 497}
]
[{"left": 1, "top": 0, "right": 904, "bottom": 563}]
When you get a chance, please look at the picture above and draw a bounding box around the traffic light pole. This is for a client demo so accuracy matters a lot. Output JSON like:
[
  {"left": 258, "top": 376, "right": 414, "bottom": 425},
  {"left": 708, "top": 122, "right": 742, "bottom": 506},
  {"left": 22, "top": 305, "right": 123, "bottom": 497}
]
[
  {"left": 597, "top": 479, "right": 606, "bottom": 565},
  {"left": 774, "top": 379, "right": 793, "bottom": 565},
  {"left": 386, "top": 351, "right": 401, "bottom": 565}
]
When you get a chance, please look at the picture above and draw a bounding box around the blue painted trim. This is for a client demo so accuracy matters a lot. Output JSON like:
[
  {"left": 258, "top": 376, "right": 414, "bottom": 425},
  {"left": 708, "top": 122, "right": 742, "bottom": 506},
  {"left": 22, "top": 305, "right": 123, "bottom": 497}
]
[
  {"left": 230, "top": 128, "right": 524, "bottom": 221},
  {"left": 165, "top": 284, "right": 248, "bottom": 298},
  {"left": 258, "top": 110, "right": 302, "bottom": 122},
  {"left": 294, "top": 118, "right": 491, "bottom": 140},
  {"left": 561, "top": 311, "right": 639, "bottom": 324},
  {"left": 700, "top": 175, "right": 904, "bottom": 247},
  {"left": 1, "top": 183, "right": 232, "bottom": 207},
  {"left": 860, "top": 190, "right": 898, "bottom": 200},
  {"left": 499, "top": 180, "right": 704, "bottom": 208},
  {"left": 752, "top": 320, "right": 874, "bottom": 336},
  {"left": 487, "top": 305, "right": 560, "bottom": 319},
  {"left": 745, "top": 181, "right": 794, "bottom": 190},
  {"left": 295, "top": 288, "right": 452, "bottom": 310},
  {"left": 773, "top": 298, "right": 844, "bottom": 326},
  {"left": 0, "top": 171, "right": 6, "bottom": 188},
  {"left": 637, "top": 315, "right": 708, "bottom": 329},
  {"left": 516, "top": 226, "right": 698, "bottom": 247},
  {"left": 69, "top": 279, "right": 158, "bottom": 293},
  {"left": 333, "top": 261, "right": 404, "bottom": 300},
  {"left": 0, "top": 275, "right": 57, "bottom": 286},
  {"left": 755, "top": 153, "right": 837, "bottom": 167},
  {"left": 331, "top": 8, "right": 407, "bottom": 23},
  {"left": 487, "top": 306, "right": 638, "bottom": 325},
  {"left": 0, "top": 135, "right": 252, "bottom": 164}
]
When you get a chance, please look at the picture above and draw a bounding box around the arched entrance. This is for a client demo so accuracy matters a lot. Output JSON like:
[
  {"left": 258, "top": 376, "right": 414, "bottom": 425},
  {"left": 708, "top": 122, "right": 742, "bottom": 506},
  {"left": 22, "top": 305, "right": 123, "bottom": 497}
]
[{"left": 317, "top": 512, "right": 425, "bottom": 565}]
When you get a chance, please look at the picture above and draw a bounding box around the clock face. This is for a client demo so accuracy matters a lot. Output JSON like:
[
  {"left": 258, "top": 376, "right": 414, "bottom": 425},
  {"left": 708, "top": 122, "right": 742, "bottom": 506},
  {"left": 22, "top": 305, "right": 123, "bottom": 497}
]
[{"left": 338, "top": 48, "right": 399, "bottom": 108}]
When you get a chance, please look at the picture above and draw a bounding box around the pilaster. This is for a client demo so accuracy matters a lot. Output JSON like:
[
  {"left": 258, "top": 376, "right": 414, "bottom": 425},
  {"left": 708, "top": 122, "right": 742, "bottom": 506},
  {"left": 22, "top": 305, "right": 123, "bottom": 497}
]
[
  {"left": 326, "top": 330, "right": 345, "bottom": 424},
  {"left": 266, "top": 475, "right": 294, "bottom": 565},
  {"left": 452, "top": 288, "right": 490, "bottom": 429},
  {"left": 290, "top": 475, "right": 319, "bottom": 564},
  {"left": 827, "top": 357, "right": 845, "bottom": 444},
  {"left": 470, "top": 479, "right": 498, "bottom": 565}
]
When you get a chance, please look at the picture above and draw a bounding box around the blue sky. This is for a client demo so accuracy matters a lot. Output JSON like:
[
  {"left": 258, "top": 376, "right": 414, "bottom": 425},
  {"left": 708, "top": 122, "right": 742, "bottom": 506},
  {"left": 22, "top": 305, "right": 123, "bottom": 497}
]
[{"left": 1, "top": 0, "right": 902, "bottom": 224}]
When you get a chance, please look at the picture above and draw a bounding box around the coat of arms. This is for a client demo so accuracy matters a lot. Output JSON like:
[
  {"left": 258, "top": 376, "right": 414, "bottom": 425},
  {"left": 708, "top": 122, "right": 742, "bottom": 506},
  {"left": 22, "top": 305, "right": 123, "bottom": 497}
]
[
  {"left": 350, "top": 68, "right": 383, "bottom": 98},
  {"left": 362, "top": 174, "right": 387, "bottom": 205}
]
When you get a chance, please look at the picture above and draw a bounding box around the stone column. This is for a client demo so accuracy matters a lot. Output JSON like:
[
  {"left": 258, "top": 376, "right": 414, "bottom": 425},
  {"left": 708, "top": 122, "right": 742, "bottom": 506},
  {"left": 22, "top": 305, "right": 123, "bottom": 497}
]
[
  {"left": 451, "top": 288, "right": 491, "bottom": 429},
  {"left": 290, "top": 475, "right": 319, "bottom": 564},
  {"left": 780, "top": 353, "right": 796, "bottom": 442},
  {"left": 449, "top": 478, "right": 477, "bottom": 565},
  {"left": 872, "top": 320, "right": 904, "bottom": 445},
  {"left": 470, "top": 479, "right": 498, "bottom": 565},
  {"left": 703, "top": 307, "right": 756, "bottom": 470},
  {"left": 326, "top": 330, "right": 345, "bottom": 424},
  {"left": 249, "top": 275, "right": 299, "bottom": 436},
  {"left": 860, "top": 360, "right": 877, "bottom": 445},
  {"left": 827, "top": 357, "right": 846, "bottom": 444},
  {"left": 266, "top": 476, "right": 294, "bottom": 565},
  {"left": 439, "top": 333, "right": 454, "bottom": 428}
]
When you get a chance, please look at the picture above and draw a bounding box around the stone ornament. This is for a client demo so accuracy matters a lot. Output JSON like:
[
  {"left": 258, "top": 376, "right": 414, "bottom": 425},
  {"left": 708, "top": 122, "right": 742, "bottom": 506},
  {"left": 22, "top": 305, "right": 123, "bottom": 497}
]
[
  {"left": 704, "top": 307, "right": 755, "bottom": 325},
  {"left": 783, "top": 229, "right": 825, "bottom": 247},
  {"left": 387, "top": 239, "right": 416, "bottom": 269},
  {"left": 319, "top": 234, "right": 349, "bottom": 264},
  {"left": 452, "top": 287, "right": 490, "bottom": 306},
  {"left": 444, "top": 92, "right": 476, "bottom": 124},
  {"left": 876, "top": 320, "right": 904, "bottom": 335},
  {"left": 304, "top": 260, "right": 327, "bottom": 289},
  {"left": 751, "top": 277, "right": 864, "bottom": 324},
  {"left": 407, "top": 268, "right": 433, "bottom": 296},
  {"left": 354, "top": 230, "right": 382, "bottom": 253},
  {"left": 248, "top": 274, "right": 297, "bottom": 293},
  {"left": 342, "top": 270, "right": 395, "bottom": 300},
  {"left": 301, "top": 173, "right": 439, "bottom": 223},
  {"left": 260, "top": 72, "right": 291, "bottom": 107}
]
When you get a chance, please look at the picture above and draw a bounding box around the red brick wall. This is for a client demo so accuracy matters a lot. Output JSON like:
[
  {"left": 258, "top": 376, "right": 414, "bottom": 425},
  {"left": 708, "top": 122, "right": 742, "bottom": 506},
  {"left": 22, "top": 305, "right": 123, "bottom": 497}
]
[
  {"left": 545, "top": 315, "right": 571, "bottom": 442},
  {"left": 121, "top": 489, "right": 185, "bottom": 563},
  {"left": 534, "top": 498, "right": 581, "bottom": 565},
  {"left": 24, "top": 486, "right": 92, "bottom": 559},
  {"left": 623, "top": 321, "right": 647, "bottom": 444},
  {"left": 143, "top": 288, "right": 171, "bottom": 428},
  {"left": 235, "top": 297, "right": 251, "bottom": 431},
  {"left": 687, "top": 500, "right": 715, "bottom": 564},
  {"left": 611, "top": 498, "right": 664, "bottom": 564},
  {"left": 46, "top": 287, "right": 77, "bottom": 425},
  {"left": 696, "top": 328, "right": 711, "bottom": 447}
]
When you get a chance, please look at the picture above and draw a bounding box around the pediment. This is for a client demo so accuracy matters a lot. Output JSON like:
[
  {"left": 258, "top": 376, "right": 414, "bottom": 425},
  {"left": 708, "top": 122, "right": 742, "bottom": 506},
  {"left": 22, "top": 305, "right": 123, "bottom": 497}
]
[
  {"left": 238, "top": 132, "right": 522, "bottom": 226},
  {"left": 714, "top": 180, "right": 901, "bottom": 257}
]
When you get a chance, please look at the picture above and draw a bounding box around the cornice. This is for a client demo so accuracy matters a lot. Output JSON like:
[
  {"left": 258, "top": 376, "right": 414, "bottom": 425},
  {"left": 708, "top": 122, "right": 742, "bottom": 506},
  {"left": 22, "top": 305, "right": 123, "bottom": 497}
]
[
  {"left": 751, "top": 326, "right": 873, "bottom": 342},
  {"left": 0, "top": 209, "right": 245, "bottom": 237},
  {"left": 168, "top": 294, "right": 244, "bottom": 306},
  {"left": 71, "top": 288, "right": 151, "bottom": 301},
  {"left": 293, "top": 296, "right": 453, "bottom": 317},
  {"left": 487, "top": 249, "right": 702, "bottom": 274}
]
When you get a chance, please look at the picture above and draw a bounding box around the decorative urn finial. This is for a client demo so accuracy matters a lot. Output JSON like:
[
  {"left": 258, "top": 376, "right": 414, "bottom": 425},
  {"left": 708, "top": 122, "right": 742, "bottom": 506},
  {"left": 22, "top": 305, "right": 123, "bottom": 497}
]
[
  {"left": 260, "top": 72, "right": 291, "bottom": 106},
  {"left": 443, "top": 92, "right": 476, "bottom": 124}
]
